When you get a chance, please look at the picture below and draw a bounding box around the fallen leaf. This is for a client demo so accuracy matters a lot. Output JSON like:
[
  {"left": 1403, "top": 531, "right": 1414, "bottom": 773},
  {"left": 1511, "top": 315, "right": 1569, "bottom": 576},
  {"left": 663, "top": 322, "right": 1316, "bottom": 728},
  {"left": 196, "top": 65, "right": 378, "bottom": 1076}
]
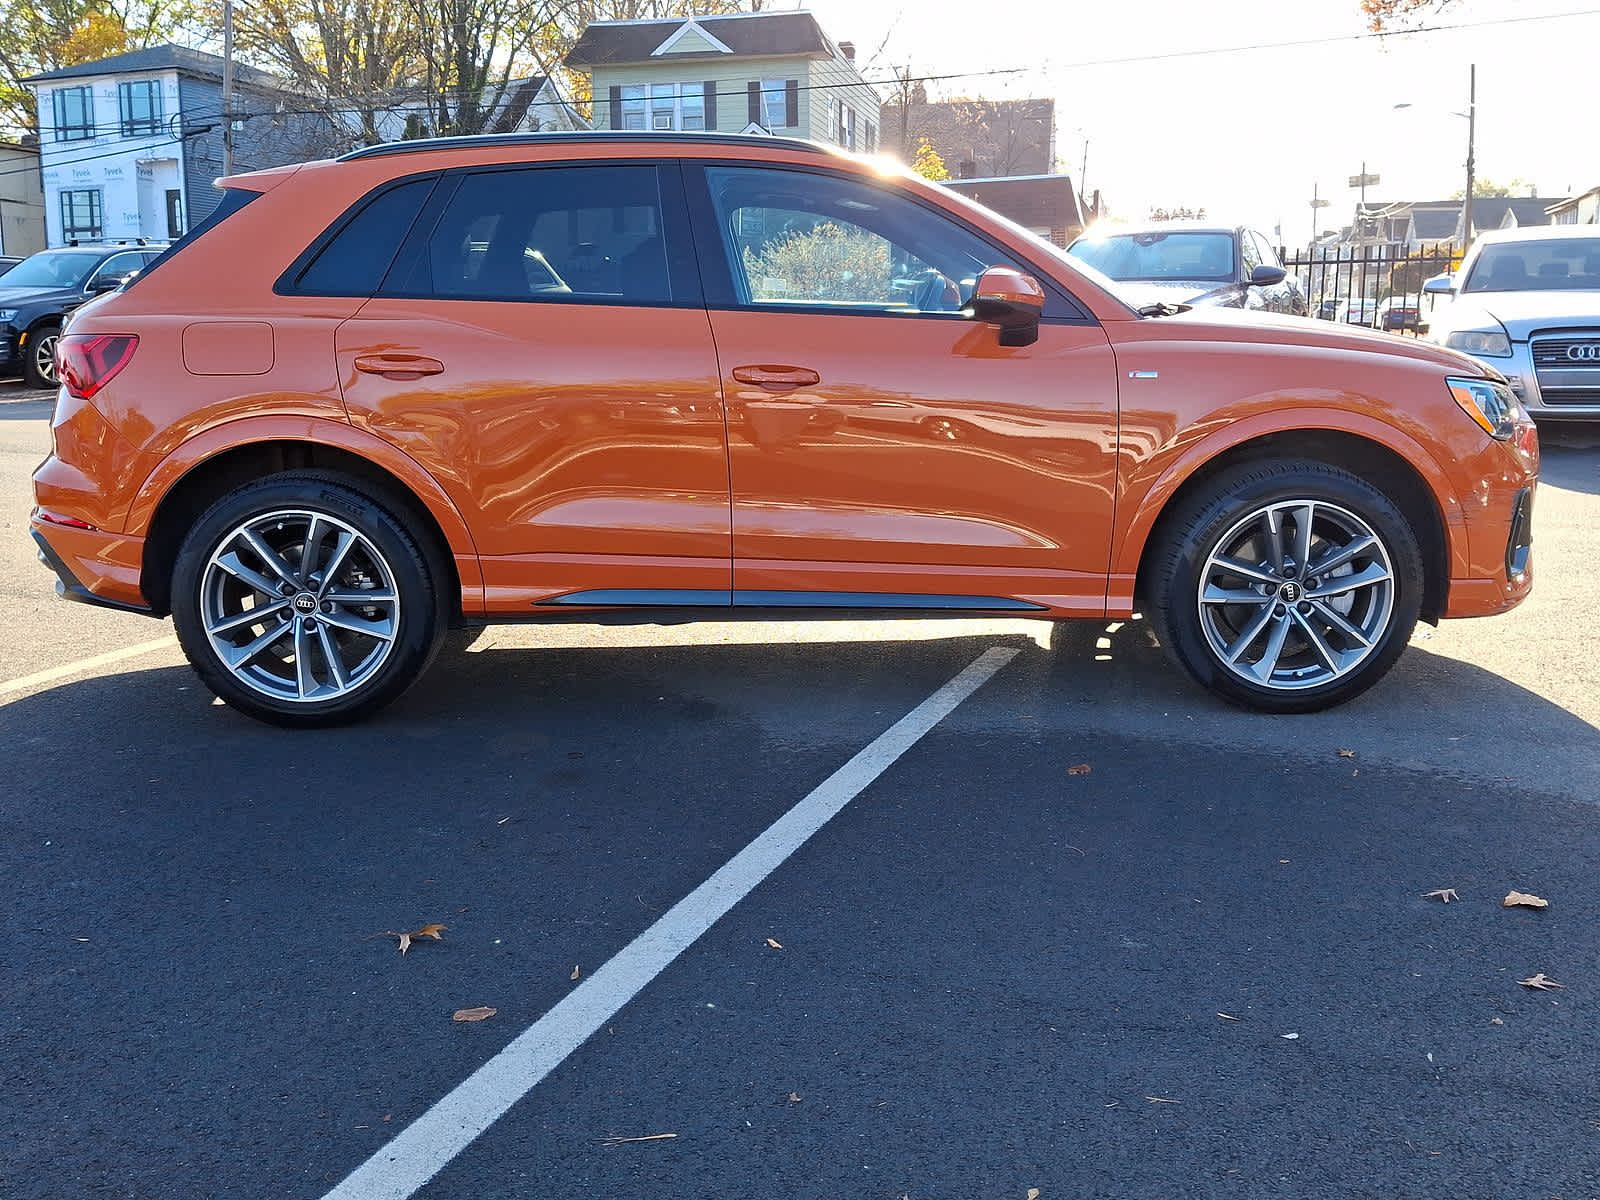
[
  {"left": 384, "top": 922, "right": 447, "bottom": 955},
  {"left": 452, "top": 1006, "right": 497, "bottom": 1022},
  {"left": 1518, "top": 973, "right": 1564, "bottom": 991},
  {"left": 599, "top": 1132, "right": 677, "bottom": 1146},
  {"left": 1144, "top": 1095, "right": 1180, "bottom": 1104},
  {"left": 1066, "top": 763, "right": 1092, "bottom": 776},
  {"left": 1028, "top": 1190, "right": 1041, "bottom": 1200},
  {"left": 1503, "top": 891, "right": 1549, "bottom": 910},
  {"left": 1216, "top": 1012, "right": 1241, "bottom": 1021},
  {"left": 571, "top": 964, "right": 581, "bottom": 981},
  {"left": 766, "top": 937, "right": 784, "bottom": 950},
  {"left": 1338, "top": 749, "right": 1356, "bottom": 758},
  {"left": 1423, "top": 888, "right": 1459, "bottom": 904},
  {"left": 1281, "top": 1032, "right": 1300, "bottom": 1040},
  {"left": 1490, "top": 1017, "right": 1505, "bottom": 1025},
  {"left": 787, "top": 1092, "right": 802, "bottom": 1104}
]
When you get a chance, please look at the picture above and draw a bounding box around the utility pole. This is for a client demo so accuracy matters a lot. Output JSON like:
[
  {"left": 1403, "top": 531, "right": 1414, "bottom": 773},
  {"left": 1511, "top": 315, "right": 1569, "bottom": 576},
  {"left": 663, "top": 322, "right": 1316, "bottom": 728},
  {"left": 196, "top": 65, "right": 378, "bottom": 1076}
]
[
  {"left": 221, "top": 0, "right": 236, "bottom": 175},
  {"left": 1078, "top": 138, "right": 1089, "bottom": 202},
  {"left": 1462, "top": 63, "right": 1476, "bottom": 251}
]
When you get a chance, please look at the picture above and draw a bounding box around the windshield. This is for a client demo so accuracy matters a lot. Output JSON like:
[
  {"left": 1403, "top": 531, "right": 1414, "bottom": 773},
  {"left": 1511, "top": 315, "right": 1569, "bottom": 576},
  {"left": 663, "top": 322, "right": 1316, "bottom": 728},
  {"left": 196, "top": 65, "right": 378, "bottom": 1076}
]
[
  {"left": 0, "top": 251, "right": 95, "bottom": 291},
  {"left": 1462, "top": 238, "right": 1600, "bottom": 292},
  {"left": 1067, "top": 231, "right": 1236, "bottom": 282}
]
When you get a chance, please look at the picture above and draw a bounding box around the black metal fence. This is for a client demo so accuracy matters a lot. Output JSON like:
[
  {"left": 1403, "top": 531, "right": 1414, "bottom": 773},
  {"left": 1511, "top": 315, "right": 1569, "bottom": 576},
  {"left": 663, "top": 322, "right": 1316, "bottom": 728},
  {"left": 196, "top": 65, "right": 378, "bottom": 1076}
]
[{"left": 1278, "top": 244, "right": 1460, "bottom": 334}]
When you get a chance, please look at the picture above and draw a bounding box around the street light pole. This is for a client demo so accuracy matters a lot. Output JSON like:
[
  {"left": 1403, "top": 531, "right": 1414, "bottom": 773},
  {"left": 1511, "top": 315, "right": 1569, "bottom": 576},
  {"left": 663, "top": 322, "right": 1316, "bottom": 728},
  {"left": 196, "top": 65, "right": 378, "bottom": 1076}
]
[
  {"left": 1462, "top": 62, "right": 1476, "bottom": 251},
  {"left": 221, "top": 0, "right": 235, "bottom": 176}
]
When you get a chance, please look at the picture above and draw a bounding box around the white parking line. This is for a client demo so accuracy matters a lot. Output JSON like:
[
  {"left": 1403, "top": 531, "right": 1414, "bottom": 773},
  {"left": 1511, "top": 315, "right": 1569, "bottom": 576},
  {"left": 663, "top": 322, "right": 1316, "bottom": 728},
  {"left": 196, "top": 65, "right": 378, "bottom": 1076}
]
[
  {"left": 321, "top": 645, "right": 1020, "bottom": 1200},
  {"left": 0, "top": 635, "right": 178, "bottom": 699}
]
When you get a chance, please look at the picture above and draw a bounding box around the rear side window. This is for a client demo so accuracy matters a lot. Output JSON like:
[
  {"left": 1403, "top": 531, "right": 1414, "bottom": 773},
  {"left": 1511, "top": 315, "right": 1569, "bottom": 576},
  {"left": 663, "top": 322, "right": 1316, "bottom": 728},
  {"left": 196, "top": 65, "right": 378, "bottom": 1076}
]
[
  {"left": 392, "top": 165, "right": 676, "bottom": 304},
  {"left": 290, "top": 177, "right": 437, "bottom": 295}
]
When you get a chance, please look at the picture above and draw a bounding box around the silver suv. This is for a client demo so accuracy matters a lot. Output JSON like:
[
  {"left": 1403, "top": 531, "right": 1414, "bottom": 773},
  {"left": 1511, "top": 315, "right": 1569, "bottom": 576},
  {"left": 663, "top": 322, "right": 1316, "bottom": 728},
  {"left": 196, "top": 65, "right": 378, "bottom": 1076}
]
[{"left": 1426, "top": 225, "right": 1600, "bottom": 419}]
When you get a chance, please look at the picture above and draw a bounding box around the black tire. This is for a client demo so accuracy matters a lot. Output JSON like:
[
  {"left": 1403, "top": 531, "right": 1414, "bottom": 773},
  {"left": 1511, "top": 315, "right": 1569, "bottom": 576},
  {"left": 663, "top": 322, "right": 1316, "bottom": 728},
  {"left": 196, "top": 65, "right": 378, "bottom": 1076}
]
[
  {"left": 171, "top": 472, "right": 447, "bottom": 727},
  {"left": 22, "top": 321, "right": 59, "bottom": 389},
  {"left": 1147, "top": 458, "right": 1423, "bottom": 713}
]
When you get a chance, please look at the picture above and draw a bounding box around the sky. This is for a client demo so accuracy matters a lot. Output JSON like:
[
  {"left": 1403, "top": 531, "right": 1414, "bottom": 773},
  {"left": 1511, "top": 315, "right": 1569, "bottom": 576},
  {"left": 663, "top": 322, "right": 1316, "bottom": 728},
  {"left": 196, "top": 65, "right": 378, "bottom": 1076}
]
[{"left": 794, "top": 0, "right": 1600, "bottom": 247}]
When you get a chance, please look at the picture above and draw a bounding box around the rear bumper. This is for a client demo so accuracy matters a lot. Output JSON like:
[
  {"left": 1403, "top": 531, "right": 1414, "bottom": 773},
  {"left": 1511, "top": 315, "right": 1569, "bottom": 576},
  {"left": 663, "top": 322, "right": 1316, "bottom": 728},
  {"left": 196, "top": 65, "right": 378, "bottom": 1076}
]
[{"left": 30, "top": 516, "right": 153, "bottom": 615}]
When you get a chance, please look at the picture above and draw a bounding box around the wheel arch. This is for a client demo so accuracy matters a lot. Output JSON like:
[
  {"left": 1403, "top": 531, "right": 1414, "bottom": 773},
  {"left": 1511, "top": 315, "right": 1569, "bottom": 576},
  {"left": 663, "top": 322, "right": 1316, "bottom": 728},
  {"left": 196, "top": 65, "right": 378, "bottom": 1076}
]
[
  {"left": 135, "top": 431, "right": 479, "bottom": 620},
  {"left": 1127, "top": 424, "right": 1458, "bottom": 624}
]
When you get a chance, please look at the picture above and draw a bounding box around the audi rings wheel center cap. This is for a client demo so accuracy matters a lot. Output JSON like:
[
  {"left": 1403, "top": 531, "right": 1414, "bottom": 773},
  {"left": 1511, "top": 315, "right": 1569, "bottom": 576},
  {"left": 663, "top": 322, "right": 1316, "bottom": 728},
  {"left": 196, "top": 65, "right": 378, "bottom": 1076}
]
[
  {"left": 1278, "top": 581, "right": 1302, "bottom": 603},
  {"left": 292, "top": 591, "right": 319, "bottom": 615}
]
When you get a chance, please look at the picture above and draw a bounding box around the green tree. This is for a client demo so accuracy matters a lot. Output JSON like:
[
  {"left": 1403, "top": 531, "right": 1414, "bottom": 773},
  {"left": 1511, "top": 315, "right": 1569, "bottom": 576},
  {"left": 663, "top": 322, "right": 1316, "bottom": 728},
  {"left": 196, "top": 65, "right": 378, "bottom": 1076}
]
[
  {"left": 1451, "top": 177, "right": 1533, "bottom": 200},
  {"left": 912, "top": 139, "right": 950, "bottom": 182}
]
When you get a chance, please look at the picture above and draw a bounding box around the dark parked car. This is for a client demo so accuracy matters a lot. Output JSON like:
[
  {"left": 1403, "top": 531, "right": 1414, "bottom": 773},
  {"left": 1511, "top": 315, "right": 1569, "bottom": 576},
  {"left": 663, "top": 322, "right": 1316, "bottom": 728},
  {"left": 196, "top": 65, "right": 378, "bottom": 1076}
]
[
  {"left": 1066, "top": 223, "right": 1308, "bottom": 316},
  {"left": 0, "top": 256, "right": 21, "bottom": 276},
  {"left": 1373, "top": 298, "right": 1423, "bottom": 332},
  {"left": 1, "top": 242, "right": 168, "bottom": 387}
]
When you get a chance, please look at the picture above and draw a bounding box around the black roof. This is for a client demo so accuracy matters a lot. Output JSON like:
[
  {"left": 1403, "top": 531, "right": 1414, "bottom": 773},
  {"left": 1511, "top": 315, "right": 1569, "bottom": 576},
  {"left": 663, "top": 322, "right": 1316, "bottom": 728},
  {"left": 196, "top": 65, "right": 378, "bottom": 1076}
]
[
  {"left": 23, "top": 43, "right": 286, "bottom": 90},
  {"left": 339, "top": 130, "right": 835, "bottom": 162},
  {"left": 565, "top": 12, "right": 833, "bottom": 66}
]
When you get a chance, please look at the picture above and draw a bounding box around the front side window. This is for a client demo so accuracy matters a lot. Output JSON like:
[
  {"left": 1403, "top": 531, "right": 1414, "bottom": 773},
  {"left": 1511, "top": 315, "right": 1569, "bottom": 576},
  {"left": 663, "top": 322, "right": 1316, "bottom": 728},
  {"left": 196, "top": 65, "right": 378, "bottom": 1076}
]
[
  {"left": 1067, "top": 231, "right": 1237, "bottom": 282},
  {"left": 118, "top": 80, "right": 162, "bottom": 135},
  {"left": 704, "top": 165, "right": 1022, "bottom": 314},
  {"left": 52, "top": 88, "right": 94, "bottom": 141},
  {"left": 1239, "top": 230, "right": 1261, "bottom": 275},
  {"left": 60, "top": 189, "right": 103, "bottom": 240},
  {"left": 1463, "top": 238, "right": 1600, "bottom": 292},
  {"left": 88, "top": 250, "right": 147, "bottom": 290},
  {"left": 396, "top": 165, "right": 675, "bottom": 304}
]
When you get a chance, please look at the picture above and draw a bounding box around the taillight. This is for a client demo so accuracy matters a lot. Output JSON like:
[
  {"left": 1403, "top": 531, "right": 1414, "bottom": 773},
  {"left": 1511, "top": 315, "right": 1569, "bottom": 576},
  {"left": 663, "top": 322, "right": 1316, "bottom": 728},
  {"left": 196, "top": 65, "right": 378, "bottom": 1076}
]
[{"left": 57, "top": 333, "right": 138, "bottom": 401}]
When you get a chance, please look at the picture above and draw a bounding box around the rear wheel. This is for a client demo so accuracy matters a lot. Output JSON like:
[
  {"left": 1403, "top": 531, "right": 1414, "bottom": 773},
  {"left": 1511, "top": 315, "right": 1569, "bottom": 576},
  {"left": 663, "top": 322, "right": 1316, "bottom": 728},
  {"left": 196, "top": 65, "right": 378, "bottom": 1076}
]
[
  {"left": 171, "top": 473, "right": 446, "bottom": 727},
  {"left": 1149, "top": 459, "right": 1424, "bottom": 713},
  {"left": 23, "top": 321, "right": 59, "bottom": 389}
]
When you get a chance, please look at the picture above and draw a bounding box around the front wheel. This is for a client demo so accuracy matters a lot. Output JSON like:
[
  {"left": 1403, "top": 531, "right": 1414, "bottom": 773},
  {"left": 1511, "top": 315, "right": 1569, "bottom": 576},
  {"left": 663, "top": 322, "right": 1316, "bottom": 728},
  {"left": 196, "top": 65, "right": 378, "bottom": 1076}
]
[
  {"left": 23, "top": 322, "right": 59, "bottom": 389},
  {"left": 171, "top": 473, "right": 446, "bottom": 727},
  {"left": 1148, "top": 459, "right": 1424, "bottom": 713}
]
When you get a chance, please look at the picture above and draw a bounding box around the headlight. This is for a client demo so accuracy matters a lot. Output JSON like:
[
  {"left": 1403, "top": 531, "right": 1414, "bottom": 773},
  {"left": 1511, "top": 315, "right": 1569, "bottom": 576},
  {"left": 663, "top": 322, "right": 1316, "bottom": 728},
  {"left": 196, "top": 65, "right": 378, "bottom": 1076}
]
[
  {"left": 0, "top": 309, "right": 16, "bottom": 323},
  {"left": 1445, "top": 329, "right": 1512, "bottom": 357},
  {"left": 1446, "top": 376, "right": 1522, "bottom": 440}
]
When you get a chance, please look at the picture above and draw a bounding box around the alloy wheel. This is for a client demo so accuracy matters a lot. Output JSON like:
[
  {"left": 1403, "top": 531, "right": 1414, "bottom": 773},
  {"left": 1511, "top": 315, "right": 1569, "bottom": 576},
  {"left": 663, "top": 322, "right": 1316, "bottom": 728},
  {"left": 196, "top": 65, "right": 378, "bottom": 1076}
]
[
  {"left": 34, "top": 333, "right": 58, "bottom": 384},
  {"left": 1196, "top": 498, "right": 1395, "bottom": 691},
  {"left": 199, "top": 509, "right": 401, "bottom": 703}
]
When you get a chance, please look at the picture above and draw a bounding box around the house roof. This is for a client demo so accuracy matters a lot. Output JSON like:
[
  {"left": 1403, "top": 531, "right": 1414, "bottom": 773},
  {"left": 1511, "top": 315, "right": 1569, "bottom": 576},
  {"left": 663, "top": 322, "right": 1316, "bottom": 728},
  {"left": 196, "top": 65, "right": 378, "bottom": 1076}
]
[
  {"left": 565, "top": 11, "right": 835, "bottom": 67},
  {"left": 1409, "top": 207, "right": 1460, "bottom": 240},
  {"left": 1547, "top": 186, "right": 1599, "bottom": 216},
  {"left": 22, "top": 43, "right": 286, "bottom": 90},
  {"left": 945, "top": 174, "right": 1083, "bottom": 232},
  {"left": 1469, "top": 195, "right": 1568, "bottom": 229}
]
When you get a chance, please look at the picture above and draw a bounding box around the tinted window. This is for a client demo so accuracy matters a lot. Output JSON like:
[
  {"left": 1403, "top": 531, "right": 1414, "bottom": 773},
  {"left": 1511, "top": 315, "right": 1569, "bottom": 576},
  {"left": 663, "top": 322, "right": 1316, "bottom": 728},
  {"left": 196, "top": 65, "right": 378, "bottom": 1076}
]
[
  {"left": 704, "top": 165, "right": 1021, "bottom": 313},
  {"left": 1068, "top": 231, "right": 1236, "bottom": 282},
  {"left": 89, "top": 251, "right": 148, "bottom": 287},
  {"left": 1463, "top": 237, "right": 1600, "bottom": 292},
  {"left": 398, "top": 165, "right": 673, "bottom": 304},
  {"left": 294, "top": 177, "right": 436, "bottom": 295}
]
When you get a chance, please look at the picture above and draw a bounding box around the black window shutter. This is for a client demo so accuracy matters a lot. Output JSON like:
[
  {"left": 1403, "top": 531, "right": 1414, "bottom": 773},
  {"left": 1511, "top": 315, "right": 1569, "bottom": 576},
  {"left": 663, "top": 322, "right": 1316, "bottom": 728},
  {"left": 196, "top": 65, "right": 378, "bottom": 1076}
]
[
  {"left": 747, "top": 81, "right": 761, "bottom": 125},
  {"left": 704, "top": 81, "right": 717, "bottom": 129},
  {"left": 608, "top": 86, "right": 622, "bottom": 130},
  {"left": 784, "top": 79, "right": 798, "bottom": 127}
]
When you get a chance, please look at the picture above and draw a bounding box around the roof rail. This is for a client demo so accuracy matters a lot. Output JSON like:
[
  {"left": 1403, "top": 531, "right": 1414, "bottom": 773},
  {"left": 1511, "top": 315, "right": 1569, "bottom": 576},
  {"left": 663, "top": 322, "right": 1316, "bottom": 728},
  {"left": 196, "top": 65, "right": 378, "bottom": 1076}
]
[{"left": 338, "top": 130, "right": 836, "bottom": 163}]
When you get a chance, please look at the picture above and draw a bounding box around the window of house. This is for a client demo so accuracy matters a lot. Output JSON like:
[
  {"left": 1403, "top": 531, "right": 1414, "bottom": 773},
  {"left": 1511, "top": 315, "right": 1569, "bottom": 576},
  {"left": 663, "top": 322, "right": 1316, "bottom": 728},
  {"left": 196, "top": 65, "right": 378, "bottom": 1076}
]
[
  {"left": 636, "top": 82, "right": 705, "bottom": 131},
  {"left": 864, "top": 121, "right": 878, "bottom": 153},
  {"left": 846, "top": 107, "right": 857, "bottom": 151},
  {"left": 118, "top": 80, "right": 162, "bottom": 135},
  {"left": 761, "top": 79, "right": 791, "bottom": 130},
  {"left": 836, "top": 102, "right": 848, "bottom": 145},
  {"left": 650, "top": 84, "right": 676, "bottom": 130},
  {"left": 60, "top": 189, "right": 103, "bottom": 240},
  {"left": 704, "top": 165, "right": 1023, "bottom": 313},
  {"left": 52, "top": 88, "right": 94, "bottom": 141},
  {"left": 619, "top": 85, "right": 646, "bottom": 131},
  {"left": 395, "top": 165, "right": 675, "bottom": 304}
]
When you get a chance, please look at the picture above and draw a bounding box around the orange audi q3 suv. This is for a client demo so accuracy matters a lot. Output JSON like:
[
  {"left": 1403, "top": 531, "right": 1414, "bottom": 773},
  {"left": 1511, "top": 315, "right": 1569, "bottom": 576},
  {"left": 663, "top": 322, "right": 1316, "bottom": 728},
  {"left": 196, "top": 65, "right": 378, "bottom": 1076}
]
[{"left": 31, "top": 133, "right": 1538, "bottom": 725}]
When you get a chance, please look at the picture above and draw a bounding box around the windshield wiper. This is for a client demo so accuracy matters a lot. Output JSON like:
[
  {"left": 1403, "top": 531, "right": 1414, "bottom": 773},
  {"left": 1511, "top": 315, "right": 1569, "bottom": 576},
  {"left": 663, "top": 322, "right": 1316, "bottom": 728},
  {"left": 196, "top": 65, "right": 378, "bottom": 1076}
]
[{"left": 1135, "top": 301, "right": 1191, "bottom": 317}]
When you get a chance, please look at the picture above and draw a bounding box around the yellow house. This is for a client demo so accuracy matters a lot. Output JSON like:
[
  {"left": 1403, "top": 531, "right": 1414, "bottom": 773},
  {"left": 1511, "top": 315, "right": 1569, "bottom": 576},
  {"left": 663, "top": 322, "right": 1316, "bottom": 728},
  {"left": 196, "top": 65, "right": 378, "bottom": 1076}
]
[{"left": 564, "top": 10, "right": 881, "bottom": 151}]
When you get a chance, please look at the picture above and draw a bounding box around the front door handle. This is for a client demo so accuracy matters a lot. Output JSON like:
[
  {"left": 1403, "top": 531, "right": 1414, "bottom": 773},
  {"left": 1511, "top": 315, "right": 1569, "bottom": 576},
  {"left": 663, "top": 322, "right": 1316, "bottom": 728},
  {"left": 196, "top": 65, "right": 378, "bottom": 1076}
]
[
  {"left": 354, "top": 353, "right": 445, "bottom": 381},
  {"left": 732, "top": 364, "right": 821, "bottom": 392}
]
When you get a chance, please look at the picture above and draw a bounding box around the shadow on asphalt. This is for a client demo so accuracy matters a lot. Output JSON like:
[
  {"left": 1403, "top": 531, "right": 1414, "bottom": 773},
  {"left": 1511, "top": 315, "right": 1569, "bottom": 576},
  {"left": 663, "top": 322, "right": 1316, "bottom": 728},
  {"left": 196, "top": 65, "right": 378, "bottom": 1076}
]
[{"left": 1539, "top": 441, "right": 1600, "bottom": 496}]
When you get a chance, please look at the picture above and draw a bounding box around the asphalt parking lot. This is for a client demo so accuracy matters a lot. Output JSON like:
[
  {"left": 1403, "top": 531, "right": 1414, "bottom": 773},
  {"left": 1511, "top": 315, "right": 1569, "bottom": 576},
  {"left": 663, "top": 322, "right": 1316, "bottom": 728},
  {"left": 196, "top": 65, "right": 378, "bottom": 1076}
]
[{"left": 5, "top": 378, "right": 1600, "bottom": 1200}]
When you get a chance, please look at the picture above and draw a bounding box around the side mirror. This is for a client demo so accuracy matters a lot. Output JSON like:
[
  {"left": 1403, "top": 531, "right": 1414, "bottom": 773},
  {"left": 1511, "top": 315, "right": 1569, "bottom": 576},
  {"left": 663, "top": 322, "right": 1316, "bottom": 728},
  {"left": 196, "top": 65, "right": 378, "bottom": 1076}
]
[
  {"left": 1249, "top": 264, "right": 1287, "bottom": 287},
  {"left": 1423, "top": 274, "right": 1454, "bottom": 295},
  {"left": 970, "top": 266, "right": 1045, "bottom": 347}
]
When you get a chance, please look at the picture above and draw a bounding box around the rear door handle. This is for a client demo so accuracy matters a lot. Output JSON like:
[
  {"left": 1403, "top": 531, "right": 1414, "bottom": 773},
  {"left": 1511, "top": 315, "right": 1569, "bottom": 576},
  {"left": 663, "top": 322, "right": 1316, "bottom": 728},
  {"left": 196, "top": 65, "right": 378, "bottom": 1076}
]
[
  {"left": 354, "top": 353, "right": 445, "bottom": 380},
  {"left": 732, "top": 364, "right": 821, "bottom": 391}
]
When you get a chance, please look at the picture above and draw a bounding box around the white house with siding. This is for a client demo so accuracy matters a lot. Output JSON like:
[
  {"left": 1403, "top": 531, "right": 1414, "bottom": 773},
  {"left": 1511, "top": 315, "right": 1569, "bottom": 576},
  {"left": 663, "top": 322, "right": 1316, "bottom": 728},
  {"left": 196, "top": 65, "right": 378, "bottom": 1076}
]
[{"left": 564, "top": 10, "right": 880, "bottom": 151}]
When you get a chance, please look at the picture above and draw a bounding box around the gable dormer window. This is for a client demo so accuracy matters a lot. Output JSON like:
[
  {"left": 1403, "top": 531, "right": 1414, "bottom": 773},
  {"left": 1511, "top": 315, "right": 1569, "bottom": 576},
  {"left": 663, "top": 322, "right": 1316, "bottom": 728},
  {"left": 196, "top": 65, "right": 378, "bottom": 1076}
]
[
  {"left": 52, "top": 87, "right": 94, "bottom": 141},
  {"left": 650, "top": 17, "right": 734, "bottom": 56}
]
